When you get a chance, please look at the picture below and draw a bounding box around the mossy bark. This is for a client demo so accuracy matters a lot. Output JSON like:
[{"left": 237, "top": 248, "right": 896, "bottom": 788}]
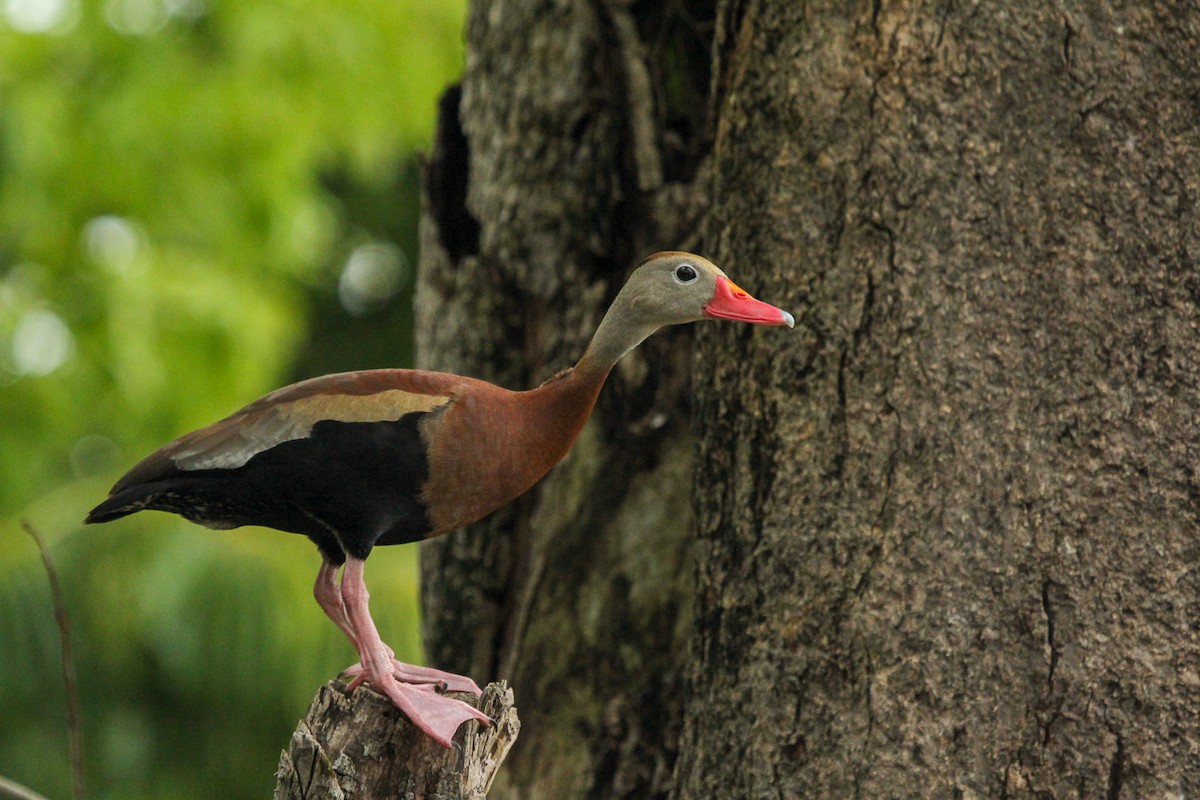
[{"left": 418, "top": 1, "right": 1200, "bottom": 798}]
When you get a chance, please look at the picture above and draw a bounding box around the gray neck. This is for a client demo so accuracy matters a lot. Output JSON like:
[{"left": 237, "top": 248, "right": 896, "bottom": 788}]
[{"left": 576, "top": 292, "right": 659, "bottom": 376}]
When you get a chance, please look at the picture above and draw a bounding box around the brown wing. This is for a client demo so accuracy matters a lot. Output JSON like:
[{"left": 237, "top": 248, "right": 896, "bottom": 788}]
[{"left": 108, "top": 368, "right": 477, "bottom": 495}]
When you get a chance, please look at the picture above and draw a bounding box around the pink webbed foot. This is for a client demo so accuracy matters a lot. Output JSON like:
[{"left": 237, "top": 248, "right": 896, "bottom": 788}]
[
  {"left": 393, "top": 663, "right": 483, "bottom": 694},
  {"left": 366, "top": 673, "right": 491, "bottom": 748},
  {"left": 341, "top": 658, "right": 484, "bottom": 695}
]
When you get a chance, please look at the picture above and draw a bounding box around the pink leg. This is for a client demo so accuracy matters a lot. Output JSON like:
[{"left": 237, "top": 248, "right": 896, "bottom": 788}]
[
  {"left": 323, "top": 558, "right": 481, "bottom": 694},
  {"left": 314, "top": 559, "right": 358, "bottom": 647},
  {"left": 338, "top": 556, "right": 490, "bottom": 747}
]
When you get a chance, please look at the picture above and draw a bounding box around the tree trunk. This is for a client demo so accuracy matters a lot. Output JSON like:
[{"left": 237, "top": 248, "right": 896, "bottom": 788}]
[
  {"left": 418, "top": 1, "right": 1200, "bottom": 798},
  {"left": 415, "top": 2, "right": 715, "bottom": 796},
  {"left": 680, "top": 1, "right": 1200, "bottom": 798}
]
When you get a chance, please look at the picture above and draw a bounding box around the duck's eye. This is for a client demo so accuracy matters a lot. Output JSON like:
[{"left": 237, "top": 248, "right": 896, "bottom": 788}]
[{"left": 674, "top": 264, "right": 698, "bottom": 283}]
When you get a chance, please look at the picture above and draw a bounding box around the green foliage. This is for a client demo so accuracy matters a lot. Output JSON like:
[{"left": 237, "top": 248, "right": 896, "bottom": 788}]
[{"left": 0, "top": 2, "right": 463, "bottom": 797}]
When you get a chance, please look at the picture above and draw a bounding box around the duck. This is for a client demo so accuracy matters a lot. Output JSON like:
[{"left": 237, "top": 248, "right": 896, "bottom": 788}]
[{"left": 85, "top": 251, "right": 794, "bottom": 747}]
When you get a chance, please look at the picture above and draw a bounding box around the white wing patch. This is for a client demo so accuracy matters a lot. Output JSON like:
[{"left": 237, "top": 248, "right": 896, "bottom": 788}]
[
  {"left": 171, "top": 405, "right": 312, "bottom": 471},
  {"left": 170, "top": 390, "right": 451, "bottom": 472}
]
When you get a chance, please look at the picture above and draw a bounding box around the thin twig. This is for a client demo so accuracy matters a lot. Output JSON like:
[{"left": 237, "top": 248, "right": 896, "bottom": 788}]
[
  {"left": 0, "top": 775, "right": 53, "bottom": 800},
  {"left": 22, "top": 520, "right": 86, "bottom": 800}
]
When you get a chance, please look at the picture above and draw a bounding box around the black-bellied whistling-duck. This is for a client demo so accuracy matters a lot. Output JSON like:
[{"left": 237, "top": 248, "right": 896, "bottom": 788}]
[{"left": 86, "top": 251, "right": 794, "bottom": 746}]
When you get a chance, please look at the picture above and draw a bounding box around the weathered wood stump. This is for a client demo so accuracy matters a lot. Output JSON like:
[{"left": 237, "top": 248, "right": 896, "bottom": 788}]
[{"left": 274, "top": 681, "right": 519, "bottom": 799}]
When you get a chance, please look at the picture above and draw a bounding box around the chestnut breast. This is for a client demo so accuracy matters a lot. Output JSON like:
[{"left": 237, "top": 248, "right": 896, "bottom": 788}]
[{"left": 420, "top": 368, "right": 606, "bottom": 535}]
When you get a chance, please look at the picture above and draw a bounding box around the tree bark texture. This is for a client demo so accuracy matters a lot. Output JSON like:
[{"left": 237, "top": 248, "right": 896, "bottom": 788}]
[
  {"left": 416, "top": 2, "right": 715, "bottom": 797},
  {"left": 680, "top": 2, "right": 1200, "bottom": 798},
  {"left": 274, "top": 681, "right": 518, "bottom": 799},
  {"left": 418, "top": 1, "right": 1200, "bottom": 798}
]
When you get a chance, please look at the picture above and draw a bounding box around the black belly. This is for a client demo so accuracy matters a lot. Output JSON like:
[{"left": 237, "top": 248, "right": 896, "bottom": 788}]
[{"left": 134, "top": 413, "right": 434, "bottom": 562}]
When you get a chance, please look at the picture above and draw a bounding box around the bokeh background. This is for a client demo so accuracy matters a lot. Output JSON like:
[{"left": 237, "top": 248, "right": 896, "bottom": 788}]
[{"left": 0, "top": 1, "right": 465, "bottom": 797}]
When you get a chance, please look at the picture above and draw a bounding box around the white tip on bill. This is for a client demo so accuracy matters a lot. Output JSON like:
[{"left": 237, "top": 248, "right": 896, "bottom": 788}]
[{"left": 781, "top": 310, "right": 795, "bottom": 328}]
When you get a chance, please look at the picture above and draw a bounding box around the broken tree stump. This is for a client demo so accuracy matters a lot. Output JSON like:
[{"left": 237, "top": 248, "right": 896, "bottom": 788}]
[{"left": 274, "top": 680, "right": 519, "bottom": 799}]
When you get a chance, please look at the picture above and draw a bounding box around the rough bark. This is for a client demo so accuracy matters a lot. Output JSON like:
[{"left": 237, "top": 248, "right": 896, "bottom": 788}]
[
  {"left": 680, "top": 1, "right": 1200, "bottom": 798},
  {"left": 419, "top": 0, "right": 1200, "bottom": 798},
  {"left": 273, "top": 681, "right": 518, "bottom": 799}
]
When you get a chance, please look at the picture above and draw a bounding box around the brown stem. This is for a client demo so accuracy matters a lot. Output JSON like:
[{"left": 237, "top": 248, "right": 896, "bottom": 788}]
[{"left": 22, "top": 520, "right": 85, "bottom": 800}]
